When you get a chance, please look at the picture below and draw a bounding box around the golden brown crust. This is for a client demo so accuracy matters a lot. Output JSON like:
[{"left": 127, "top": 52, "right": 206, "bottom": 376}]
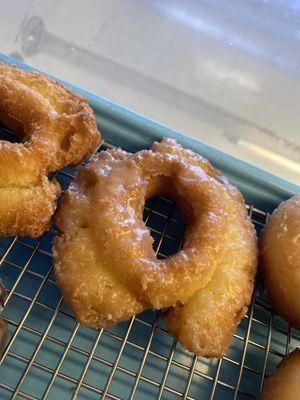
[
  {"left": 0, "top": 62, "right": 100, "bottom": 236},
  {"left": 164, "top": 185, "right": 257, "bottom": 357},
  {"left": 258, "top": 349, "right": 300, "bottom": 400},
  {"left": 53, "top": 138, "right": 257, "bottom": 356},
  {"left": 260, "top": 195, "right": 300, "bottom": 327},
  {"left": 0, "top": 62, "right": 100, "bottom": 170},
  {"left": 0, "top": 177, "right": 60, "bottom": 237},
  {"left": 54, "top": 139, "right": 227, "bottom": 326}
]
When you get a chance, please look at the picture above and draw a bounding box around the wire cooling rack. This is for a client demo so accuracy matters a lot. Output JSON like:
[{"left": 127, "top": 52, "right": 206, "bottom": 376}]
[{"left": 0, "top": 124, "right": 298, "bottom": 400}]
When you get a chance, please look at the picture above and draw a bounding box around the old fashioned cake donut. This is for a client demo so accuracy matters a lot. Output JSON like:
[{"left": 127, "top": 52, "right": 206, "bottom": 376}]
[
  {"left": 53, "top": 138, "right": 257, "bottom": 357},
  {"left": 260, "top": 195, "right": 300, "bottom": 327},
  {"left": 0, "top": 62, "right": 100, "bottom": 236}
]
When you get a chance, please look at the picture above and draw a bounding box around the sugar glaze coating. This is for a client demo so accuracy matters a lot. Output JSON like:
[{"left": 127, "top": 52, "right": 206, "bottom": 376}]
[{"left": 54, "top": 139, "right": 257, "bottom": 357}]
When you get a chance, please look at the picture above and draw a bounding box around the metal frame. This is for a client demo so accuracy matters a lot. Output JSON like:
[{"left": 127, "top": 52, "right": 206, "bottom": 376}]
[{"left": 0, "top": 135, "right": 296, "bottom": 400}]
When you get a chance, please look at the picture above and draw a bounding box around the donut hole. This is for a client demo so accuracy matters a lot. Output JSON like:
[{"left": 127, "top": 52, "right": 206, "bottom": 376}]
[
  {"left": 144, "top": 177, "right": 189, "bottom": 259},
  {"left": 145, "top": 196, "right": 187, "bottom": 259},
  {"left": 145, "top": 176, "right": 194, "bottom": 222},
  {"left": 0, "top": 121, "right": 23, "bottom": 143}
]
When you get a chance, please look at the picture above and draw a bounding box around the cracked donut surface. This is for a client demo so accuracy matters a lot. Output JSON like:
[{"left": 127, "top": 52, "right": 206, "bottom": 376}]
[
  {"left": 53, "top": 138, "right": 257, "bottom": 357},
  {"left": 0, "top": 62, "right": 100, "bottom": 236}
]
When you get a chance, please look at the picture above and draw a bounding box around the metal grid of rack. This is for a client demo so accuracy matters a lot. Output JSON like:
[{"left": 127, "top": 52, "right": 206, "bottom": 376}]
[{"left": 0, "top": 125, "right": 298, "bottom": 400}]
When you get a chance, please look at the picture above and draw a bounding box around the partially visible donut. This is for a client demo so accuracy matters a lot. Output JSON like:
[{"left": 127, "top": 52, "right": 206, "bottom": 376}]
[
  {"left": 260, "top": 195, "right": 300, "bottom": 327},
  {"left": 258, "top": 349, "right": 300, "bottom": 400},
  {"left": 53, "top": 138, "right": 257, "bottom": 357},
  {"left": 0, "top": 62, "right": 100, "bottom": 236},
  {"left": 0, "top": 63, "right": 100, "bottom": 170}
]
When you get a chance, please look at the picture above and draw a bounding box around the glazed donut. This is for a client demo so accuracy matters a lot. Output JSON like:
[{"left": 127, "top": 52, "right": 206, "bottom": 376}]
[
  {"left": 0, "top": 62, "right": 100, "bottom": 236},
  {"left": 258, "top": 349, "right": 300, "bottom": 400},
  {"left": 53, "top": 138, "right": 257, "bottom": 357},
  {"left": 260, "top": 195, "right": 300, "bottom": 327},
  {"left": 163, "top": 179, "right": 257, "bottom": 357}
]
